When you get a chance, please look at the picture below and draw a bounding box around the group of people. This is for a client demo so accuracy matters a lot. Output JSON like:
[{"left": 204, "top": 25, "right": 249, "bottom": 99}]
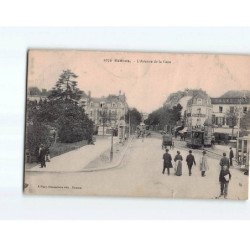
[
  {"left": 162, "top": 147, "right": 233, "bottom": 199},
  {"left": 162, "top": 149, "right": 208, "bottom": 177}
]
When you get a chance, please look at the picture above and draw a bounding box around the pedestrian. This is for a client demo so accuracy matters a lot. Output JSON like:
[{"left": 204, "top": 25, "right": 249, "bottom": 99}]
[
  {"left": 186, "top": 150, "right": 196, "bottom": 176},
  {"left": 220, "top": 152, "right": 230, "bottom": 170},
  {"left": 38, "top": 144, "right": 47, "bottom": 168},
  {"left": 174, "top": 151, "right": 183, "bottom": 176},
  {"left": 211, "top": 137, "right": 215, "bottom": 149},
  {"left": 229, "top": 147, "right": 234, "bottom": 167},
  {"left": 219, "top": 164, "right": 232, "bottom": 199},
  {"left": 162, "top": 149, "right": 173, "bottom": 175},
  {"left": 45, "top": 146, "right": 50, "bottom": 162},
  {"left": 141, "top": 131, "right": 145, "bottom": 142},
  {"left": 200, "top": 150, "right": 209, "bottom": 177}
]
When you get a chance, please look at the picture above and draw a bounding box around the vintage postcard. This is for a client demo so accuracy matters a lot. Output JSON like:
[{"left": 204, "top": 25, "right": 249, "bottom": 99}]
[{"left": 24, "top": 50, "right": 250, "bottom": 200}]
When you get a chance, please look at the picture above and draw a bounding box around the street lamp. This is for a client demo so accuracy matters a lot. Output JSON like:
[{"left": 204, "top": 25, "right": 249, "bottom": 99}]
[
  {"left": 110, "top": 127, "right": 114, "bottom": 162},
  {"left": 236, "top": 95, "right": 246, "bottom": 161},
  {"left": 128, "top": 111, "right": 131, "bottom": 137}
]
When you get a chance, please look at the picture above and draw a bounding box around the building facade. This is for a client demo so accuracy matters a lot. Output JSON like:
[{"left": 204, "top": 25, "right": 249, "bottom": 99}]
[
  {"left": 211, "top": 97, "right": 250, "bottom": 127},
  {"left": 79, "top": 91, "right": 128, "bottom": 135},
  {"left": 186, "top": 93, "right": 213, "bottom": 129}
]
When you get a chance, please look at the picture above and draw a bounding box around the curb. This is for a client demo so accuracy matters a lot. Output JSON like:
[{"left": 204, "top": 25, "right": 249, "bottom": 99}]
[
  {"left": 26, "top": 136, "right": 134, "bottom": 174},
  {"left": 81, "top": 136, "right": 134, "bottom": 172}
]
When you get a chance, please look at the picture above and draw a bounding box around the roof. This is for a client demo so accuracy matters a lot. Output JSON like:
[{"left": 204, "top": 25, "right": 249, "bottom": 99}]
[
  {"left": 211, "top": 97, "right": 250, "bottom": 105},
  {"left": 187, "top": 92, "right": 211, "bottom": 106},
  {"left": 90, "top": 94, "right": 126, "bottom": 104}
]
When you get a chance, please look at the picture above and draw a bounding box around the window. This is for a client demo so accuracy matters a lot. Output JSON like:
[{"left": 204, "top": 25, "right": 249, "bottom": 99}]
[
  {"left": 218, "top": 117, "right": 224, "bottom": 126},
  {"left": 219, "top": 106, "right": 223, "bottom": 113},
  {"left": 197, "top": 98, "right": 202, "bottom": 105},
  {"left": 230, "top": 106, "right": 234, "bottom": 113},
  {"left": 100, "top": 102, "right": 105, "bottom": 108},
  {"left": 197, "top": 108, "right": 201, "bottom": 114},
  {"left": 243, "top": 107, "right": 247, "bottom": 113}
]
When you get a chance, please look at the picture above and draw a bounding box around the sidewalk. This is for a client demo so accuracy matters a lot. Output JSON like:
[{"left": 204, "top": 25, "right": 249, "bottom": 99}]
[
  {"left": 26, "top": 136, "right": 119, "bottom": 173},
  {"left": 205, "top": 144, "right": 241, "bottom": 168},
  {"left": 83, "top": 137, "right": 133, "bottom": 172}
]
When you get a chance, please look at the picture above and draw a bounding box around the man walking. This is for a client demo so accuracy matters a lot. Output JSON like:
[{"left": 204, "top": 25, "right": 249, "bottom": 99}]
[
  {"left": 162, "top": 149, "right": 173, "bottom": 175},
  {"left": 186, "top": 150, "right": 196, "bottom": 176},
  {"left": 219, "top": 164, "right": 232, "bottom": 199},
  {"left": 220, "top": 152, "right": 230, "bottom": 170},
  {"left": 38, "top": 144, "right": 47, "bottom": 168},
  {"left": 229, "top": 147, "right": 234, "bottom": 167}
]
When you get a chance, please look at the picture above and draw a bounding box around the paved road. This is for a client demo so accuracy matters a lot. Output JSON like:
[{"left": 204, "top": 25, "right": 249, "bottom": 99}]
[{"left": 25, "top": 135, "right": 248, "bottom": 200}]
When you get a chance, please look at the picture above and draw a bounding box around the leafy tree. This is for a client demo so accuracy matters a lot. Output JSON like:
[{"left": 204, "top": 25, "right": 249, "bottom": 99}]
[
  {"left": 25, "top": 100, "right": 52, "bottom": 161},
  {"left": 145, "top": 104, "right": 182, "bottom": 131},
  {"left": 226, "top": 107, "right": 240, "bottom": 137},
  {"left": 241, "top": 110, "right": 250, "bottom": 131},
  {"left": 46, "top": 70, "right": 94, "bottom": 142},
  {"left": 26, "top": 121, "right": 51, "bottom": 160},
  {"left": 26, "top": 70, "right": 95, "bottom": 160},
  {"left": 49, "top": 69, "right": 82, "bottom": 102},
  {"left": 125, "top": 108, "right": 142, "bottom": 133},
  {"left": 98, "top": 107, "right": 112, "bottom": 136},
  {"left": 57, "top": 102, "right": 94, "bottom": 143}
]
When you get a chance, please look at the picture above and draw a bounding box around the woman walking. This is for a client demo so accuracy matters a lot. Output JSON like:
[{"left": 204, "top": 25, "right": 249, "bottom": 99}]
[
  {"left": 174, "top": 151, "right": 183, "bottom": 176},
  {"left": 200, "top": 150, "right": 209, "bottom": 177}
]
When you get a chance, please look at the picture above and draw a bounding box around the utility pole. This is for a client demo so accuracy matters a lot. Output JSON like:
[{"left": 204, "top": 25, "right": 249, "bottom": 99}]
[
  {"left": 236, "top": 95, "right": 245, "bottom": 161},
  {"left": 128, "top": 111, "right": 131, "bottom": 137},
  {"left": 110, "top": 128, "right": 113, "bottom": 162}
]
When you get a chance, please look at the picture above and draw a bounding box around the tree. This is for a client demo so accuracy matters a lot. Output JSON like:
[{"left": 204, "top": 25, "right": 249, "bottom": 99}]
[
  {"left": 226, "top": 107, "right": 240, "bottom": 137},
  {"left": 98, "top": 107, "right": 112, "bottom": 136},
  {"left": 25, "top": 100, "right": 52, "bottom": 160},
  {"left": 57, "top": 102, "right": 94, "bottom": 143},
  {"left": 48, "top": 69, "right": 82, "bottom": 103},
  {"left": 26, "top": 70, "right": 94, "bottom": 149},
  {"left": 125, "top": 108, "right": 142, "bottom": 133},
  {"left": 241, "top": 110, "right": 250, "bottom": 131},
  {"left": 145, "top": 104, "right": 182, "bottom": 131}
]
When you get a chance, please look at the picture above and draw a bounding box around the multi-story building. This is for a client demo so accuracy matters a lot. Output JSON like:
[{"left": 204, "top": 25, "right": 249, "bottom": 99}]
[
  {"left": 186, "top": 93, "right": 213, "bottom": 128},
  {"left": 211, "top": 97, "right": 250, "bottom": 127},
  {"left": 79, "top": 91, "right": 128, "bottom": 135}
]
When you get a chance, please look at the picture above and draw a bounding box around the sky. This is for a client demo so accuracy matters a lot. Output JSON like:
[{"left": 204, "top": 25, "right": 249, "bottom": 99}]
[{"left": 28, "top": 50, "right": 250, "bottom": 113}]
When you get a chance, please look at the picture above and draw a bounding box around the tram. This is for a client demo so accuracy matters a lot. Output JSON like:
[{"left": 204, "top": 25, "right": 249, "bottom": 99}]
[{"left": 186, "top": 125, "right": 213, "bottom": 148}]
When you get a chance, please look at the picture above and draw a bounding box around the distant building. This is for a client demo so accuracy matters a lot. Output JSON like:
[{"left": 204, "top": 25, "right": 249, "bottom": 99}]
[
  {"left": 141, "top": 112, "right": 149, "bottom": 122},
  {"left": 211, "top": 97, "right": 250, "bottom": 127},
  {"left": 79, "top": 91, "right": 129, "bottom": 135},
  {"left": 186, "top": 93, "right": 212, "bottom": 129},
  {"left": 27, "top": 88, "right": 48, "bottom": 102}
]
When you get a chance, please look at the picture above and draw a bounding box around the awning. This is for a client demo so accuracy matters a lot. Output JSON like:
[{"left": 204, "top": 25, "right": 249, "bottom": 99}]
[
  {"left": 213, "top": 127, "right": 235, "bottom": 135},
  {"left": 179, "top": 127, "right": 188, "bottom": 133}
]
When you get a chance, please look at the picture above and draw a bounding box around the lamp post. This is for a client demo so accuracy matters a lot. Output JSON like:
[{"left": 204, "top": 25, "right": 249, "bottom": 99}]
[
  {"left": 110, "top": 127, "right": 114, "bottom": 162},
  {"left": 236, "top": 95, "right": 246, "bottom": 161},
  {"left": 128, "top": 111, "right": 131, "bottom": 137},
  {"left": 236, "top": 98, "right": 243, "bottom": 161}
]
